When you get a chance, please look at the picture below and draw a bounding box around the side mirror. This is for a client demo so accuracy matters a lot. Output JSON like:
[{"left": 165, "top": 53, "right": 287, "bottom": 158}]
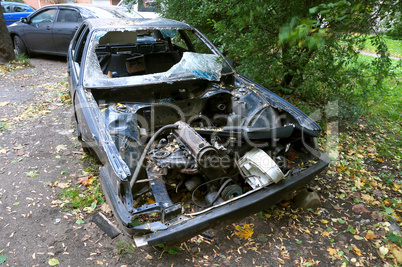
[{"left": 20, "top": 17, "right": 28, "bottom": 23}]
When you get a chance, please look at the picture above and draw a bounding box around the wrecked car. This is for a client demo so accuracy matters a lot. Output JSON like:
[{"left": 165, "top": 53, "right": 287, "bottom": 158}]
[{"left": 67, "top": 18, "right": 330, "bottom": 246}]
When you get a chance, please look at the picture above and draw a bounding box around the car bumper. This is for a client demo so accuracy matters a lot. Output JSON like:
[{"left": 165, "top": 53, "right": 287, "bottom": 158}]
[{"left": 100, "top": 150, "right": 330, "bottom": 245}]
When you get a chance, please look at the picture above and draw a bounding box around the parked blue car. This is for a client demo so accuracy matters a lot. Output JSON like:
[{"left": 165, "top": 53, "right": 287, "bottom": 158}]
[{"left": 1, "top": 1, "right": 35, "bottom": 26}]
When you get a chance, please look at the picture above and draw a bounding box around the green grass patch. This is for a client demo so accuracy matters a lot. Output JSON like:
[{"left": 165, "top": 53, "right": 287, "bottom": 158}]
[
  {"left": 115, "top": 240, "right": 136, "bottom": 255},
  {"left": 59, "top": 176, "right": 104, "bottom": 211},
  {"left": 360, "top": 36, "right": 402, "bottom": 58},
  {"left": 14, "top": 53, "right": 31, "bottom": 66},
  {"left": 0, "top": 123, "right": 11, "bottom": 131}
]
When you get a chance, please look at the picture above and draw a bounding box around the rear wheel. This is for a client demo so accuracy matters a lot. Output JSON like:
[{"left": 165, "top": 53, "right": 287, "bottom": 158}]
[
  {"left": 77, "top": 126, "right": 101, "bottom": 163},
  {"left": 13, "top": 35, "right": 29, "bottom": 56}
]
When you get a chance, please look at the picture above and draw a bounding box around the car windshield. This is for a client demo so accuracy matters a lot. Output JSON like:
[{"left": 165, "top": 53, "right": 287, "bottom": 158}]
[
  {"left": 83, "top": 27, "right": 233, "bottom": 88},
  {"left": 79, "top": 6, "right": 136, "bottom": 19}
]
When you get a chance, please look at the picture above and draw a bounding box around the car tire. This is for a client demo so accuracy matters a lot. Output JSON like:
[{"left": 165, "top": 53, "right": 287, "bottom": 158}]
[
  {"left": 14, "top": 35, "right": 29, "bottom": 56},
  {"left": 79, "top": 138, "right": 101, "bottom": 163}
]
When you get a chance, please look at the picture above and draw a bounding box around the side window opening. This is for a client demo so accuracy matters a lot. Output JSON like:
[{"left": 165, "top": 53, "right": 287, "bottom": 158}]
[
  {"left": 57, "top": 9, "right": 82, "bottom": 23},
  {"left": 74, "top": 27, "right": 90, "bottom": 64},
  {"left": 2, "top": 4, "right": 11, "bottom": 13},
  {"left": 14, "top": 5, "right": 28, "bottom": 13},
  {"left": 31, "top": 9, "right": 56, "bottom": 23}
]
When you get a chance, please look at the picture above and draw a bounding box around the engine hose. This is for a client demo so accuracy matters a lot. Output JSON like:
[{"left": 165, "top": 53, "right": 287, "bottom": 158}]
[
  {"left": 192, "top": 176, "right": 233, "bottom": 208},
  {"left": 129, "top": 124, "right": 178, "bottom": 189}
]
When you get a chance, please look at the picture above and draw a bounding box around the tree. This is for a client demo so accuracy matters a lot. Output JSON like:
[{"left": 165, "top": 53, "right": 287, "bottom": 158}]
[
  {"left": 0, "top": 7, "right": 15, "bottom": 64},
  {"left": 155, "top": 0, "right": 401, "bottom": 119}
]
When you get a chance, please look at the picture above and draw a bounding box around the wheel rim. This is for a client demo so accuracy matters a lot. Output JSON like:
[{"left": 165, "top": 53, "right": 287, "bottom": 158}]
[{"left": 14, "top": 37, "right": 23, "bottom": 54}]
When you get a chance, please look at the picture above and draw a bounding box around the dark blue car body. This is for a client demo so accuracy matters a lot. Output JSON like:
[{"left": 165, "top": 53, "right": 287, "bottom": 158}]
[{"left": 67, "top": 18, "right": 330, "bottom": 246}]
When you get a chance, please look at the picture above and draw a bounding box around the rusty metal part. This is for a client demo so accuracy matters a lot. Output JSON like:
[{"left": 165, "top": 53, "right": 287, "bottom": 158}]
[{"left": 173, "top": 121, "right": 224, "bottom": 179}]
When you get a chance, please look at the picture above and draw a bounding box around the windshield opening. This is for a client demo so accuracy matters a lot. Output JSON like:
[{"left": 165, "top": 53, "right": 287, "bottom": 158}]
[{"left": 83, "top": 28, "right": 233, "bottom": 88}]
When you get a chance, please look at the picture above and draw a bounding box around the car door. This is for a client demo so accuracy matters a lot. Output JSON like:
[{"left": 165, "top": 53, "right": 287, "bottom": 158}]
[
  {"left": 52, "top": 8, "right": 83, "bottom": 54},
  {"left": 68, "top": 25, "right": 93, "bottom": 143},
  {"left": 23, "top": 8, "right": 57, "bottom": 54}
]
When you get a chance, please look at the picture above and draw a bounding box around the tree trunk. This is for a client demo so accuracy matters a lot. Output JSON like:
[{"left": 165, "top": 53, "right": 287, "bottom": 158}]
[{"left": 0, "top": 8, "right": 15, "bottom": 64}]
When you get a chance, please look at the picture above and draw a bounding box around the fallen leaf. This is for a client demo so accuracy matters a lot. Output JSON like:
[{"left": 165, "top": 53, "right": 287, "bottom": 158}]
[
  {"left": 48, "top": 258, "right": 60, "bottom": 266},
  {"left": 379, "top": 246, "right": 389, "bottom": 256},
  {"left": 353, "top": 247, "right": 362, "bottom": 256},
  {"left": 55, "top": 144, "right": 67, "bottom": 152},
  {"left": 391, "top": 246, "right": 402, "bottom": 264},
  {"left": 354, "top": 235, "right": 364, "bottom": 240},
  {"left": 25, "top": 171, "right": 38, "bottom": 178},
  {"left": 13, "top": 144, "right": 25, "bottom": 150},
  {"left": 365, "top": 232, "right": 377, "bottom": 240},
  {"left": 57, "top": 182, "right": 70, "bottom": 189},
  {"left": 361, "top": 194, "right": 375, "bottom": 203},
  {"left": 391, "top": 213, "right": 401, "bottom": 222},
  {"left": 77, "top": 175, "right": 92, "bottom": 186},
  {"left": 352, "top": 204, "right": 370, "bottom": 214},
  {"left": 100, "top": 203, "right": 112, "bottom": 214},
  {"left": 394, "top": 184, "right": 402, "bottom": 191},
  {"left": 322, "top": 231, "right": 331, "bottom": 237},
  {"left": 146, "top": 198, "right": 156, "bottom": 205},
  {"left": 234, "top": 224, "right": 254, "bottom": 240},
  {"left": 0, "top": 254, "right": 6, "bottom": 264},
  {"left": 327, "top": 248, "right": 337, "bottom": 256}
]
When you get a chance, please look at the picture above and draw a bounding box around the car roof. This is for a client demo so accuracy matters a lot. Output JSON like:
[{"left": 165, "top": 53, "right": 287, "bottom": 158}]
[
  {"left": 1, "top": 1, "right": 31, "bottom": 5},
  {"left": 84, "top": 18, "right": 193, "bottom": 30},
  {"left": 35, "top": 3, "right": 125, "bottom": 10},
  {"left": 25, "top": 3, "right": 129, "bottom": 12},
  {"left": 25, "top": 4, "right": 135, "bottom": 19}
]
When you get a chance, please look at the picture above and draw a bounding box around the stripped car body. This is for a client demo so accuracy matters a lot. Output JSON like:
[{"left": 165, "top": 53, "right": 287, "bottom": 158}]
[{"left": 67, "top": 18, "right": 330, "bottom": 245}]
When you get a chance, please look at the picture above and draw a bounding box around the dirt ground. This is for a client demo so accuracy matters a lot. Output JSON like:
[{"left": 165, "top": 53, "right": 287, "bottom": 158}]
[{"left": 0, "top": 57, "right": 400, "bottom": 266}]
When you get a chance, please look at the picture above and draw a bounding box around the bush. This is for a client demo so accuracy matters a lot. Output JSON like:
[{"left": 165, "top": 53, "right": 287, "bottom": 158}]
[
  {"left": 386, "top": 20, "right": 402, "bottom": 40},
  {"left": 156, "top": 0, "right": 397, "bottom": 122}
]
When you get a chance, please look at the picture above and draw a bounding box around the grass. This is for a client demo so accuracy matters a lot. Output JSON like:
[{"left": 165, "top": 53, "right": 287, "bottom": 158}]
[
  {"left": 359, "top": 36, "right": 402, "bottom": 58},
  {"left": 341, "top": 53, "right": 402, "bottom": 159},
  {"left": 59, "top": 178, "right": 104, "bottom": 211},
  {"left": 14, "top": 53, "right": 30, "bottom": 66},
  {"left": 115, "top": 240, "right": 136, "bottom": 255},
  {"left": 59, "top": 160, "right": 104, "bottom": 212},
  {"left": 0, "top": 53, "right": 31, "bottom": 77}
]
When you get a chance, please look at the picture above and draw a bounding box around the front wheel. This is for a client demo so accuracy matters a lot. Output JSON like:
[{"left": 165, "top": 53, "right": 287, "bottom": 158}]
[{"left": 13, "top": 35, "right": 29, "bottom": 56}]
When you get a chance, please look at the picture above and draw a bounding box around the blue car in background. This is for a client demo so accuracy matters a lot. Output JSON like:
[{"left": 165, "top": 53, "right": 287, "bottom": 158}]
[{"left": 1, "top": 1, "right": 35, "bottom": 26}]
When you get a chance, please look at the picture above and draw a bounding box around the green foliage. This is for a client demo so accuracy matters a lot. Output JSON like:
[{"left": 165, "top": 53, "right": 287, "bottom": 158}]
[
  {"left": 386, "top": 20, "right": 402, "bottom": 40},
  {"left": 15, "top": 53, "right": 30, "bottom": 66},
  {"left": 154, "top": 243, "right": 181, "bottom": 258},
  {"left": 0, "top": 123, "right": 11, "bottom": 131},
  {"left": 0, "top": 248, "right": 6, "bottom": 264},
  {"left": 386, "top": 232, "right": 402, "bottom": 247},
  {"left": 59, "top": 177, "right": 104, "bottom": 211},
  {"left": 115, "top": 240, "right": 136, "bottom": 255},
  {"left": 150, "top": 0, "right": 402, "bottom": 122},
  {"left": 360, "top": 36, "right": 402, "bottom": 58}
]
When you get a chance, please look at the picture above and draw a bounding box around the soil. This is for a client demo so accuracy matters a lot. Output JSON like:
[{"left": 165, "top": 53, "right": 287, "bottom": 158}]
[{"left": 0, "top": 57, "right": 400, "bottom": 266}]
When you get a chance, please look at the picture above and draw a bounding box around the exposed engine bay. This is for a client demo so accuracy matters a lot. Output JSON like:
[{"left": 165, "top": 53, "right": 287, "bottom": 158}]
[{"left": 96, "top": 80, "right": 322, "bottom": 237}]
